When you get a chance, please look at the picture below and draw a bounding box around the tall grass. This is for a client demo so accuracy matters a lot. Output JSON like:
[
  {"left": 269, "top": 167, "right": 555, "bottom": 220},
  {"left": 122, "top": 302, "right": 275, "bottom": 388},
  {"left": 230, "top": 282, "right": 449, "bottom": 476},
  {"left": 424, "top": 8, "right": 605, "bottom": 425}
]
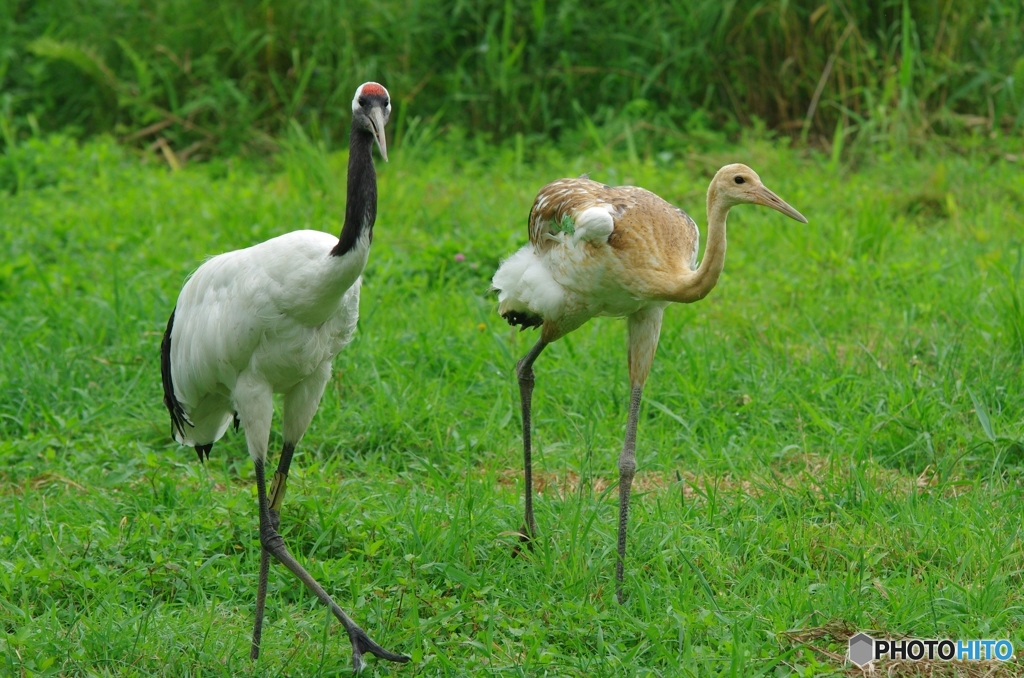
[{"left": 1, "top": 0, "right": 1022, "bottom": 159}]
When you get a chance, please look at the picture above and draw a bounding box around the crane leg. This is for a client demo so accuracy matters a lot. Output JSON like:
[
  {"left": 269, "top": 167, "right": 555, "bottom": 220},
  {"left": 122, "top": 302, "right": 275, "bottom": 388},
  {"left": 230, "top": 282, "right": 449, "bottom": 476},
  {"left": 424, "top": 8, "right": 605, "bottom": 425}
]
[
  {"left": 616, "top": 306, "right": 663, "bottom": 603},
  {"left": 252, "top": 456, "right": 409, "bottom": 671},
  {"left": 250, "top": 442, "right": 296, "bottom": 660},
  {"left": 515, "top": 339, "right": 548, "bottom": 546},
  {"left": 615, "top": 385, "right": 644, "bottom": 603}
]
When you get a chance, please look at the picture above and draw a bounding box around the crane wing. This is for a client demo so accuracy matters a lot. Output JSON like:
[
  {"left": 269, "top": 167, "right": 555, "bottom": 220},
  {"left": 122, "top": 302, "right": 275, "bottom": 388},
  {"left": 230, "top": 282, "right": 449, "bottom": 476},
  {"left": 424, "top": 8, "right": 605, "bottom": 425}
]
[
  {"left": 527, "top": 178, "right": 635, "bottom": 252},
  {"left": 171, "top": 231, "right": 363, "bottom": 408}
]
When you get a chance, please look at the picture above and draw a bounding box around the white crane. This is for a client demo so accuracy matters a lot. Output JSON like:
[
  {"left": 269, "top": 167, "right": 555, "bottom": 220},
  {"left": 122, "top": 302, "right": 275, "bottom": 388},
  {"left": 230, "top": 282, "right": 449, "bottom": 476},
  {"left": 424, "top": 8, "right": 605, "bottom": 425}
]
[
  {"left": 492, "top": 165, "right": 807, "bottom": 602},
  {"left": 160, "top": 82, "right": 408, "bottom": 671}
]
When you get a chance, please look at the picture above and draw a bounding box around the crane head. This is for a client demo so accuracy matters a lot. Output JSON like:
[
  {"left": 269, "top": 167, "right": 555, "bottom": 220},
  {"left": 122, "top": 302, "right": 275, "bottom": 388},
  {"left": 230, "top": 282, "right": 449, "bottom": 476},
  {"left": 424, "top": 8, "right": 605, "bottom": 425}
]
[
  {"left": 352, "top": 82, "right": 391, "bottom": 162},
  {"left": 713, "top": 163, "right": 808, "bottom": 223}
]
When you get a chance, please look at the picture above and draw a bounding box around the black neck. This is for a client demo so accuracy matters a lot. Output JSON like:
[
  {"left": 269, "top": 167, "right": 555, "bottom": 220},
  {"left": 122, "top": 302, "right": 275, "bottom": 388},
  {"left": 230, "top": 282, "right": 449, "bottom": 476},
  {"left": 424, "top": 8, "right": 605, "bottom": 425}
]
[{"left": 331, "top": 121, "right": 378, "bottom": 257}]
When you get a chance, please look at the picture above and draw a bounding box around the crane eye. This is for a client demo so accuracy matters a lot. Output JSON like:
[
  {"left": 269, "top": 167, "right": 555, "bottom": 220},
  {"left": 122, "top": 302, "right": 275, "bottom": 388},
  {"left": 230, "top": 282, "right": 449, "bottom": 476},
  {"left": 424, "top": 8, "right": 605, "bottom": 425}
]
[
  {"left": 358, "top": 96, "right": 369, "bottom": 107},
  {"left": 734, "top": 176, "right": 745, "bottom": 184}
]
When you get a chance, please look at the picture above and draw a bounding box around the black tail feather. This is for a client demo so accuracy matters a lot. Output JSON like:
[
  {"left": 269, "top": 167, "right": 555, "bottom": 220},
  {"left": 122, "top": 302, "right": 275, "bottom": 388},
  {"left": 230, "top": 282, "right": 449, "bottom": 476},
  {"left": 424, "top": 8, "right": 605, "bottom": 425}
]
[
  {"left": 161, "top": 307, "right": 192, "bottom": 442},
  {"left": 501, "top": 310, "right": 543, "bottom": 330}
]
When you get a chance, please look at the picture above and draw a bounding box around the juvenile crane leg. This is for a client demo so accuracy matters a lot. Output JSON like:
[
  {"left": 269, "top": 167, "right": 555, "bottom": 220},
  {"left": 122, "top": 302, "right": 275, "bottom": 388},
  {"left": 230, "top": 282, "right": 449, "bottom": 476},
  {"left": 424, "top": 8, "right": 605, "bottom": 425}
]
[
  {"left": 250, "top": 442, "right": 296, "bottom": 660},
  {"left": 516, "top": 339, "right": 548, "bottom": 544},
  {"left": 615, "top": 385, "right": 644, "bottom": 603},
  {"left": 616, "top": 306, "right": 664, "bottom": 603},
  {"left": 252, "top": 458, "right": 409, "bottom": 671}
]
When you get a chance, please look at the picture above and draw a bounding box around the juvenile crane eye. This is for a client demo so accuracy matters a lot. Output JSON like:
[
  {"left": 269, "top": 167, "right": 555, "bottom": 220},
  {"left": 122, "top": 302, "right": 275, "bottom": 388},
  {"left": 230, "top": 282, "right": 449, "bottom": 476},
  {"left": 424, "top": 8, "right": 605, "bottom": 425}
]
[{"left": 734, "top": 176, "right": 745, "bottom": 184}]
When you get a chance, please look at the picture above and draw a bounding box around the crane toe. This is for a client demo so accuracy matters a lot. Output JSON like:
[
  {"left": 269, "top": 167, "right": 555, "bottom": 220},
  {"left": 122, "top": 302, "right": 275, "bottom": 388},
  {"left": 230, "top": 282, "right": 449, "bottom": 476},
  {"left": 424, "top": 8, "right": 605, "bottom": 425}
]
[
  {"left": 349, "top": 626, "right": 410, "bottom": 672},
  {"left": 510, "top": 522, "right": 537, "bottom": 558}
]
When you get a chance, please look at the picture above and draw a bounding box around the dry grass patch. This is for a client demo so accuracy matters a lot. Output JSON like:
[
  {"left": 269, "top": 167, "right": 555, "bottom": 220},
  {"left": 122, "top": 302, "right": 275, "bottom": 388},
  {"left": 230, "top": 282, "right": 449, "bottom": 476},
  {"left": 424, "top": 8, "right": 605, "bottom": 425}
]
[
  {"left": 492, "top": 467, "right": 756, "bottom": 502},
  {"left": 490, "top": 451, "right": 971, "bottom": 507},
  {"left": 758, "top": 452, "right": 973, "bottom": 501}
]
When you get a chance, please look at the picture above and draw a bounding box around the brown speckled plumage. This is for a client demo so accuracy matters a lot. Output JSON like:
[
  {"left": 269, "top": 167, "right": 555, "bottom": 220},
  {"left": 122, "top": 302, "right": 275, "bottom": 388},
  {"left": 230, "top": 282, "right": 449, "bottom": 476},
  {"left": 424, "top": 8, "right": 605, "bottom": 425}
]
[{"left": 529, "top": 178, "right": 699, "bottom": 277}]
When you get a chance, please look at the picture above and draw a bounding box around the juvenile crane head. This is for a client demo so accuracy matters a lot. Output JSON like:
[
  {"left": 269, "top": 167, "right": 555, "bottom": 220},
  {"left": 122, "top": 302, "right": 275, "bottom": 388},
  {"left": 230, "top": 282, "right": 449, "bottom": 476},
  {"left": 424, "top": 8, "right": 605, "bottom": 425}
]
[
  {"left": 352, "top": 82, "right": 391, "bottom": 161},
  {"left": 711, "top": 163, "right": 807, "bottom": 223}
]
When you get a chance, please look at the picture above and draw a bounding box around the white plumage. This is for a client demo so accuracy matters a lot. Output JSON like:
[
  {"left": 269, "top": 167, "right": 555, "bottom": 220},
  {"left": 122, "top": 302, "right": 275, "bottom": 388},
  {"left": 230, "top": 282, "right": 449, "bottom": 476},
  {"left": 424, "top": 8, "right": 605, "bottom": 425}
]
[
  {"left": 571, "top": 205, "right": 617, "bottom": 244},
  {"left": 168, "top": 229, "right": 365, "bottom": 452},
  {"left": 493, "top": 246, "right": 566, "bottom": 323}
]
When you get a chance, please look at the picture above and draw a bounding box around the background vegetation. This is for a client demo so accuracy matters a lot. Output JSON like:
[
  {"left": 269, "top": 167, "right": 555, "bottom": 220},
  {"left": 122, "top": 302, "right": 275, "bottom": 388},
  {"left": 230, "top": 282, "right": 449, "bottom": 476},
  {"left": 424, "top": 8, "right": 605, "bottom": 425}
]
[
  {"left": 2, "top": 1, "right": 1024, "bottom": 675},
  {"left": 2, "top": 0, "right": 1023, "bottom": 160}
]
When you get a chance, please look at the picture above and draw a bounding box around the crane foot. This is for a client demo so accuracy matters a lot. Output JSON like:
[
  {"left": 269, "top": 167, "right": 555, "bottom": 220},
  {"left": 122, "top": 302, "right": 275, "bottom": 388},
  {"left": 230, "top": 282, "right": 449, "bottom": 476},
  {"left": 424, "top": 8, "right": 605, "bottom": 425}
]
[
  {"left": 511, "top": 522, "right": 537, "bottom": 558},
  {"left": 349, "top": 625, "right": 410, "bottom": 673}
]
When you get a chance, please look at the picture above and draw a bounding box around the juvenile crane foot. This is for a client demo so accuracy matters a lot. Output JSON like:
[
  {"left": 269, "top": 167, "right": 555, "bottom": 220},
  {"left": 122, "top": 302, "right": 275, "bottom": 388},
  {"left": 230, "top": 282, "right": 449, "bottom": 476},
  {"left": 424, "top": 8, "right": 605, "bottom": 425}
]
[{"left": 511, "top": 522, "right": 536, "bottom": 558}]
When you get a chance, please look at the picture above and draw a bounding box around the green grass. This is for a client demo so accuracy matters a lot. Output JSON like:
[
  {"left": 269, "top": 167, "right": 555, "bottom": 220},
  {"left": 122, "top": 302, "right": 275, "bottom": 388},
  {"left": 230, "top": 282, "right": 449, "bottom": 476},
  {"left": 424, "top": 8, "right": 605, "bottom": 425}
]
[{"left": 1, "top": 133, "right": 1024, "bottom": 676}]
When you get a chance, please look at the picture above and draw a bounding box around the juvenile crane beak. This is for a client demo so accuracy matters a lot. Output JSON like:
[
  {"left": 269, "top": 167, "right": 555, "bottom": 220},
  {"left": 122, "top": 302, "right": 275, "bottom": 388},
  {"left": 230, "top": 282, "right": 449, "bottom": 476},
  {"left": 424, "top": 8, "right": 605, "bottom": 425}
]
[
  {"left": 368, "top": 107, "right": 389, "bottom": 162},
  {"left": 756, "top": 185, "right": 807, "bottom": 223}
]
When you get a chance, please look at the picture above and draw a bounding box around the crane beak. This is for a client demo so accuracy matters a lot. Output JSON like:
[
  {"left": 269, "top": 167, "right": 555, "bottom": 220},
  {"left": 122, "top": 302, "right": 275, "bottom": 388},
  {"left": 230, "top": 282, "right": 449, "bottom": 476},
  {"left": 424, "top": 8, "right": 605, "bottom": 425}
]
[
  {"left": 755, "top": 185, "right": 808, "bottom": 223},
  {"left": 368, "top": 107, "right": 389, "bottom": 162}
]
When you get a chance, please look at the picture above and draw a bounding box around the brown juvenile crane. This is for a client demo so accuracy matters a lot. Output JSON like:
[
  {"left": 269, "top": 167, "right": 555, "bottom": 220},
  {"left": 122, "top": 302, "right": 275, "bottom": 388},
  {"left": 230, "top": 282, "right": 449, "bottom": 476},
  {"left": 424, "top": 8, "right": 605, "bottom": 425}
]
[{"left": 491, "top": 164, "right": 807, "bottom": 602}]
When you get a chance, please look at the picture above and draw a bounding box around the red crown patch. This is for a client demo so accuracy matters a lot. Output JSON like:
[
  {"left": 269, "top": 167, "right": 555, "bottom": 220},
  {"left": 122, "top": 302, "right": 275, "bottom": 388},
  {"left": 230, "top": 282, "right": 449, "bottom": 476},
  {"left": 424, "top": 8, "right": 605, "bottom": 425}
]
[{"left": 360, "top": 83, "right": 387, "bottom": 97}]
